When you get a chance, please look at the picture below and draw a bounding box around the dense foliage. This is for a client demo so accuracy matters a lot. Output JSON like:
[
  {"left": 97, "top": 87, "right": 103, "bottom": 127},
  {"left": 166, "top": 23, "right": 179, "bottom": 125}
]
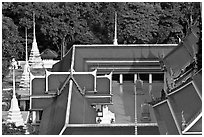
[
  {"left": 2, "top": 120, "right": 25, "bottom": 135},
  {"left": 2, "top": 120, "right": 39, "bottom": 135},
  {"left": 2, "top": 2, "right": 201, "bottom": 60}
]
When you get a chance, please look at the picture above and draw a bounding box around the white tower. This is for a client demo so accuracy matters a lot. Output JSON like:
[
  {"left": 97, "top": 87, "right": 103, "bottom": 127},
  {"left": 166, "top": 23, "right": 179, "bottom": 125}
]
[
  {"left": 7, "top": 59, "right": 24, "bottom": 127},
  {"left": 29, "top": 12, "right": 44, "bottom": 68},
  {"left": 113, "top": 12, "right": 118, "bottom": 45},
  {"left": 19, "top": 27, "right": 30, "bottom": 88}
]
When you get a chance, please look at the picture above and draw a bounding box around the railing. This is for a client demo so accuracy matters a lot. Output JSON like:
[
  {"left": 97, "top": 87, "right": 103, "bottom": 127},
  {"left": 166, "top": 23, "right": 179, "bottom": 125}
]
[
  {"left": 148, "top": 89, "right": 167, "bottom": 106},
  {"left": 148, "top": 96, "right": 167, "bottom": 106},
  {"left": 167, "top": 77, "right": 192, "bottom": 95},
  {"left": 183, "top": 109, "right": 202, "bottom": 132}
]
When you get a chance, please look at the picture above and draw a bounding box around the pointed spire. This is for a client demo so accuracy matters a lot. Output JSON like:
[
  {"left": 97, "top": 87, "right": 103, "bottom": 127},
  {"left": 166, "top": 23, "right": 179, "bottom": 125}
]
[
  {"left": 29, "top": 12, "right": 44, "bottom": 68},
  {"left": 25, "top": 27, "right": 28, "bottom": 63},
  {"left": 113, "top": 12, "right": 118, "bottom": 45},
  {"left": 33, "top": 12, "right": 36, "bottom": 43},
  {"left": 19, "top": 27, "right": 30, "bottom": 88},
  {"left": 32, "top": 12, "right": 38, "bottom": 50}
]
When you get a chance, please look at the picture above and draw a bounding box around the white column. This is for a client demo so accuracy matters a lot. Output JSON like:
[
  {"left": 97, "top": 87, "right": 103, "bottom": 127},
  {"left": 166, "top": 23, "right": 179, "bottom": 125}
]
[
  {"left": 23, "top": 101, "right": 26, "bottom": 111},
  {"left": 13, "top": 68, "right": 16, "bottom": 96},
  {"left": 134, "top": 78, "right": 137, "bottom": 135},
  {"left": 134, "top": 74, "right": 138, "bottom": 83},
  {"left": 25, "top": 27, "right": 28, "bottom": 62},
  {"left": 119, "top": 74, "right": 123, "bottom": 84},
  {"left": 149, "top": 74, "right": 153, "bottom": 99},
  {"left": 32, "top": 111, "right": 37, "bottom": 123},
  {"left": 36, "top": 111, "right": 39, "bottom": 122},
  {"left": 149, "top": 73, "right": 152, "bottom": 84}
]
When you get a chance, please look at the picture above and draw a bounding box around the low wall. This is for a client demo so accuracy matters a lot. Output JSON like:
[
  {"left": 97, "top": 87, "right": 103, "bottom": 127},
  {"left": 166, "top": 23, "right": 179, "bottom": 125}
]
[{"left": 18, "top": 60, "right": 60, "bottom": 69}]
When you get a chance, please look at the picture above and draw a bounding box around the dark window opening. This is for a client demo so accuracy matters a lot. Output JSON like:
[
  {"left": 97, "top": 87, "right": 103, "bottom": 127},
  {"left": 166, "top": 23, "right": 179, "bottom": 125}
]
[
  {"left": 123, "top": 74, "right": 134, "bottom": 82},
  {"left": 112, "top": 74, "right": 119, "bottom": 81},
  {"left": 152, "top": 73, "right": 164, "bottom": 82},
  {"left": 139, "top": 74, "right": 149, "bottom": 82},
  {"left": 39, "top": 110, "right": 43, "bottom": 121},
  {"left": 26, "top": 100, "right": 30, "bottom": 111},
  {"left": 18, "top": 100, "right": 20, "bottom": 108},
  {"left": 18, "top": 100, "right": 22, "bottom": 111}
]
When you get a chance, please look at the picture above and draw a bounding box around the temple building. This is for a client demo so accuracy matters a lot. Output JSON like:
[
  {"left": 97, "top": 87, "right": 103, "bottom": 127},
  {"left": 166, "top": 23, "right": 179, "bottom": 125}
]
[
  {"left": 27, "top": 13, "right": 201, "bottom": 135},
  {"left": 30, "top": 43, "right": 178, "bottom": 134},
  {"left": 150, "top": 25, "right": 202, "bottom": 135}
]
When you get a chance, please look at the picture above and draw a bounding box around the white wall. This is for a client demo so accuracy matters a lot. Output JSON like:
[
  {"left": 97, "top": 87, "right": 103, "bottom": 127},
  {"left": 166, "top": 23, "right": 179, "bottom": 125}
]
[{"left": 18, "top": 60, "right": 60, "bottom": 69}]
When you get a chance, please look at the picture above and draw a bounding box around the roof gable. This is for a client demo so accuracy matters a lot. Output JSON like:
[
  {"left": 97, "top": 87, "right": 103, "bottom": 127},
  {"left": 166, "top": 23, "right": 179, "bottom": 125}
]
[{"left": 41, "top": 49, "right": 58, "bottom": 59}]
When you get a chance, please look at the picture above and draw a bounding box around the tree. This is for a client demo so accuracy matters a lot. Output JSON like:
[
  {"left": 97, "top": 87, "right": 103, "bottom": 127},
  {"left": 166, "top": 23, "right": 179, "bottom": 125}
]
[
  {"left": 2, "top": 15, "right": 24, "bottom": 59},
  {"left": 2, "top": 2, "right": 202, "bottom": 56},
  {"left": 179, "top": 2, "right": 201, "bottom": 33},
  {"left": 2, "top": 15, "right": 25, "bottom": 79},
  {"left": 119, "top": 2, "right": 160, "bottom": 44},
  {"left": 158, "top": 2, "right": 201, "bottom": 44},
  {"left": 2, "top": 120, "right": 25, "bottom": 135},
  {"left": 157, "top": 2, "right": 184, "bottom": 43}
]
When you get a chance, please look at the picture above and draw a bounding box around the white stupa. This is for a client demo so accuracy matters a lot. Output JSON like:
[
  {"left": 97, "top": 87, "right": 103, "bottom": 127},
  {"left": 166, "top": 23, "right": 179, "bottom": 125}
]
[
  {"left": 19, "top": 28, "right": 30, "bottom": 88},
  {"left": 29, "top": 13, "right": 44, "bottom": 68},
  {"left": 7, "top": 60, "right": 24, "bottom": 127},
  {"left": 113, "top": 12, "right": 118, "bottom": 45}
]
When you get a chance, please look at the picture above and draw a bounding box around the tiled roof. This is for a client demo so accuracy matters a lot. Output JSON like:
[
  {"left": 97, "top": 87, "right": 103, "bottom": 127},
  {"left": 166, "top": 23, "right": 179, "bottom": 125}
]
[{"left": 41, "top": 49, "right": 58, "bottom": 59}]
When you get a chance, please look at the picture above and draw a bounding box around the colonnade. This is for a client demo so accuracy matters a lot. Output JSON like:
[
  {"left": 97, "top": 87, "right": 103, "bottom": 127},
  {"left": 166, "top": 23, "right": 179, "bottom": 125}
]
[{"left": 119, "top": 73, "right": 153, "bottom": 84}]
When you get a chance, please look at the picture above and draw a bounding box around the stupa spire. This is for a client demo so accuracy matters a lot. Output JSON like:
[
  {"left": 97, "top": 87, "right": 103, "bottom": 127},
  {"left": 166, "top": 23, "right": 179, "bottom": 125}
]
[
  {"left": 33, "top": 12, "right": 37, "bottom": 44},
  {"left": 19, "top": 27, "right": 30, "bottom": 88},
  {"left": 113, "top": 12, "right": 118, "bottom": 45},
  {"left": 25, "top": 27, "right": 28, "bottom": 63},
  {"left": 29, "top": 12, "right": 44, "bottom": 68},
  {"left": 31, "top": 12, "right": 38, "bottom": 52}
]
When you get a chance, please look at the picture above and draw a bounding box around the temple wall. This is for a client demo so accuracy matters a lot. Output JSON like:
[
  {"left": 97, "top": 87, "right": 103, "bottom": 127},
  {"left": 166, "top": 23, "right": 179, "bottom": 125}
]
[
  {"left": 18, "top": 60, "right": 59, "bottom": 69},
  {"left": 31, "top": 78, "right": 45, "bottom": 95}
]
